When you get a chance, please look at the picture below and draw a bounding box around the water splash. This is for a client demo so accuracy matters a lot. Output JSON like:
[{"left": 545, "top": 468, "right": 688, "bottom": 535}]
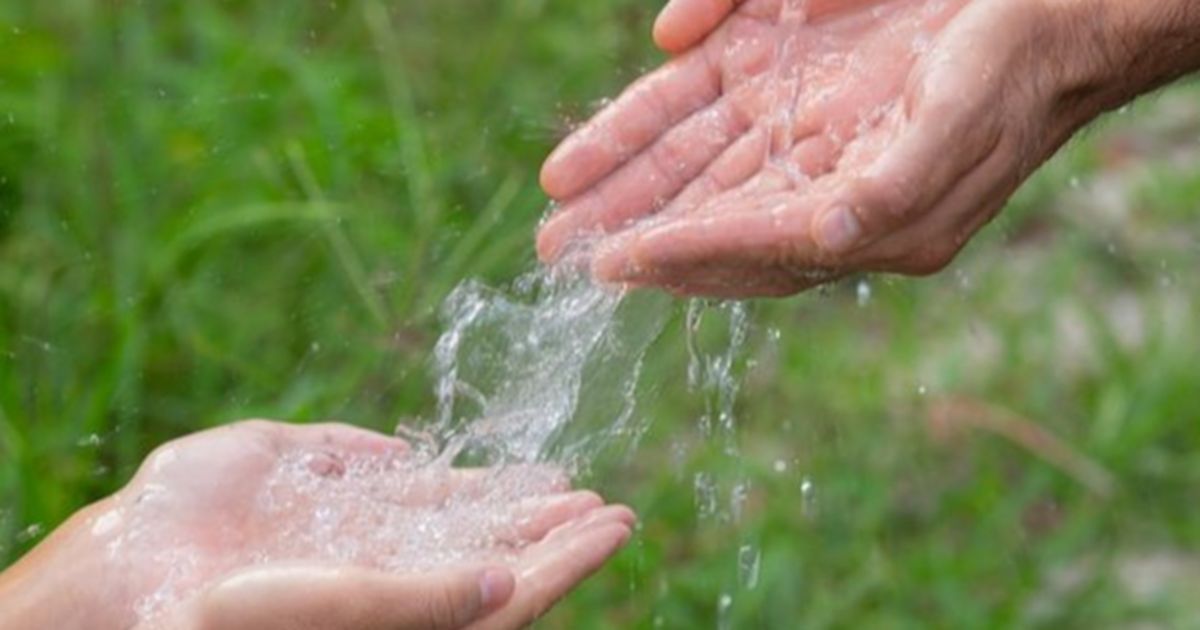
[
  {"left": 425, "top": 266, "right": 671, "bottom": 470},
  {"left": 428, "top": 269, "right": 625, "bottom": 464},
  {"left": 125, "top": 453, "right": 570, "bottom": 620},
  {"left": 121, "top": 264, "right": 675, "bottom": 623}
]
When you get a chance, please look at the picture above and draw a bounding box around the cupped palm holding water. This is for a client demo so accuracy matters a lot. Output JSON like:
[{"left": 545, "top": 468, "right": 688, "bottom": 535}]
[{"left": 0, "top": 421, "right": 634, "bottom": 630}]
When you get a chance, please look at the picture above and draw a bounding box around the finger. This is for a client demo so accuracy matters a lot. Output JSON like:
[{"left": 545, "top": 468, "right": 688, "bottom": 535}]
[
  {"left": 592, "top": 189, "right": 824, "bottom": 284},
  {"left": 493, "top": 491, "right": 606, "bottom": 545},
  {"left": 537, "top": 98, "right": 753, "bottom": 261},
  {"left": 659, "top": 125, "right": 771, "bottom": 216},
  {"left": 193, "top": 564, "right": 514, "bottom": 630},
  {"left": 653, "top": 0, "right": 743, "bottom": 54},
  {"left": 540, "top": 49, "right": 722, "bottom": 201},
  {"left": 543, "top": 504, "right": 638, "bottom": 538},
  {"left": 467, "top": 509, "right": 635, "bottom": 630}
]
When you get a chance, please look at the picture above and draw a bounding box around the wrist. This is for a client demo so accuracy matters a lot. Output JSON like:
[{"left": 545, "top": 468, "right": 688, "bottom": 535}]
[
  {"left": 0, "top": 499, "right": 131, "bottom": 629},
  {"left": 1041, "top": 0, "right": 1200, "bottom": 118}
]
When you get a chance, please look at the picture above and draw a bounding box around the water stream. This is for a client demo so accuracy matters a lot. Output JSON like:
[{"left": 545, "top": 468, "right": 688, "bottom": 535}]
[{"left": 126, "top": 264, "right": 700, "bottom": 622}]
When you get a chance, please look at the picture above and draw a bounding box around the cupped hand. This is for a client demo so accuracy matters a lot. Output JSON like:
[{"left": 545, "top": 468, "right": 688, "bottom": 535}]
[
  {"left": 539, "top": 0, "right": 1109, "bottom": 297},
  {"left": 5, "top": 421, "right": 633, "bottom": 630}
]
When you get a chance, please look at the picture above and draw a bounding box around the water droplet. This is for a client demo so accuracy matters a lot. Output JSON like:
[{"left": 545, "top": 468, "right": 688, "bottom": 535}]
[
  {"left": 730, "top": 480, "right": 750, "bottom": 522},
  {"left": 717, "top": 592, "right": 734, "bottom": 629},
  {"left": 16, "top": 523, "right": 43, "bottom": 543},
  {"left": 77, "top": 433, "right": 103, "bottom": 448},
  {"left": 738, "top": 544, "right": 761, "bottom": 589},
  {"left": 955, "top": 269, "right": 972, "bottom": 291},
  {"left": 917, "top": 384, "right": 928, "bottom": 396},
  {"left": 694, "top": 472, "right": 718, "bottom": 520},
  {"left": 856, "top": 279, "right": 872, "bottom": 307},
  {"left": 800, "top": 476, "right": 817, "bottom": 517},
  {"left": 773, "top": 459, "right": 788, "bottom": 473}
]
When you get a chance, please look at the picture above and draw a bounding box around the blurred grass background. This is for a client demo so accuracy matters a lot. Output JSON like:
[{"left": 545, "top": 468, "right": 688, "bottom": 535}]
[{"left": 2, "top": 1, "right": 1199, "bottom": 627}]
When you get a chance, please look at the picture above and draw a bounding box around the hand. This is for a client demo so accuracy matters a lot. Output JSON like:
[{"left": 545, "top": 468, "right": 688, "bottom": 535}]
[
  {"left": 0, "top": 421, "right": 635, "bottom": 630},
  {"left": 537, "top": 0, "right": 1121, "bottom": 297}
]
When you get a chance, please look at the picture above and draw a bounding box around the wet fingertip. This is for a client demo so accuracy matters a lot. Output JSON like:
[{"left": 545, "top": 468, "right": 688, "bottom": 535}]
[
  {"left": 651, "top": 18, "right": 684, "bottom": 55},
  {"left": 651, "top": 2, "right": 699, "bottom": 55},
  {"left": 609, "top": 505, "right": 638, "bottom": 527},
  {"left": 614, "top": 523, "right": 634, "bottom": 547},
  {"left": 591, "top": 504, "right": 637, "bottom": 530},
  {"left": 538, "top": 156, "right": 570, "bottom": 201},
  {"left": 535, "top": 218, "right": 572, "bottom": 264},
  {"left": 575, "top": 504, "right": 638, "bottom": 530},
  {"left": 595, "top": 521, "right": 635, "bottom": 555},
  {"left": 535, "top": 234, "right": 559, "bottom": 265}
]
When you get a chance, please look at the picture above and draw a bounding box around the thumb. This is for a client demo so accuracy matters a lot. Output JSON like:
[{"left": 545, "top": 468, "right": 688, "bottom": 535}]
[{"left": 187, "top": 564, "right": 515, "bottom": 630}]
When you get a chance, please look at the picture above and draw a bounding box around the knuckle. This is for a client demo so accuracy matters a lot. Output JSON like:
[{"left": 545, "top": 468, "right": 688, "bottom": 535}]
[{"left": 634, "top": 78, "right": 672, "bottom": 126}]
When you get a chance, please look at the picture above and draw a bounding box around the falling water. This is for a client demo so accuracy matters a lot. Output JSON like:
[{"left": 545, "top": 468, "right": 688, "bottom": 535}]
[
  {"left": 679, "top": 299, "right": 766, "bottom": 627},
  {"left": 422, "top": 266, "right": 671, "bottom": 469},
  {"left": 125, "top": 264, "right": 678, "bottom": 622}
]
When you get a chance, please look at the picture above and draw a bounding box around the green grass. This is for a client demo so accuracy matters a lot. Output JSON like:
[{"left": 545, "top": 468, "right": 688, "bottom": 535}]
[{"left": 2, "top": 1, "right": 1200, "bottom": 627}]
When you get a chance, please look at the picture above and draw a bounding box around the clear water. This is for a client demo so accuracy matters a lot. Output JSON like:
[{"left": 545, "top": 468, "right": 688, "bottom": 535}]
[
  {"left": 128, "top": 453, "right": 570, "bottom": 619},
  {"left": 423, "top": 266, "right": 671, "bottom": 470},
  {"left": 126, "top": 262, "right": 683, "bottom": 621}
]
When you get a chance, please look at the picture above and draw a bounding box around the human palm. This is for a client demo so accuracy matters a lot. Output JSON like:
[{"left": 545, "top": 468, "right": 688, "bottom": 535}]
[
  {"left": 28, "top": 421, "right": 633, "bottom": 629},
  {"left": 539, "top": 0, "right": 1083, "bottom": 297}
]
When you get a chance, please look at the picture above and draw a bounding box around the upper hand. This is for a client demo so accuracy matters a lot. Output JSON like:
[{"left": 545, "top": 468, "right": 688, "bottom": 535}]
[{"left": 538, "top": 0, "right": 1110, "bottom": 297}]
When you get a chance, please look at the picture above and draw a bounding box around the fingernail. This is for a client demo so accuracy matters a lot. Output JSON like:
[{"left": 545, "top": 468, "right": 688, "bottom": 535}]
[
  {"left": 818, "top": 205, "right": 863, "bottom": 253},
  {"left": 479, "top": 568, "right": 515, "bottom": 608}
]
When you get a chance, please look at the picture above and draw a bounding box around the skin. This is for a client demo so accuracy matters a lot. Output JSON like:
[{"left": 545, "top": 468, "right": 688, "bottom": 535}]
[
  {"left": 0, "top": 421, "right": 635, "bottom": 630},
  {"left": 538, "top": 0, "right": 1200, "bottom": 298}
]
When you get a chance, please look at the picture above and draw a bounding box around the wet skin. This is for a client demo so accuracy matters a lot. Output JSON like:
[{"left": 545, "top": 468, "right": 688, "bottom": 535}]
[
  {"left": 0, "top": 421, "right": 634, "bottom": 630},
  {"left": 539, "top": 0, "right": 1200, "bottom": 297}
]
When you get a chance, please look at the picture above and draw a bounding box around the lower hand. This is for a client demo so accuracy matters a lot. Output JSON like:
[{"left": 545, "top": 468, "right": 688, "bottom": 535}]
[{"left": 0, "top": 420, "right": 634, "bottom": 630}]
